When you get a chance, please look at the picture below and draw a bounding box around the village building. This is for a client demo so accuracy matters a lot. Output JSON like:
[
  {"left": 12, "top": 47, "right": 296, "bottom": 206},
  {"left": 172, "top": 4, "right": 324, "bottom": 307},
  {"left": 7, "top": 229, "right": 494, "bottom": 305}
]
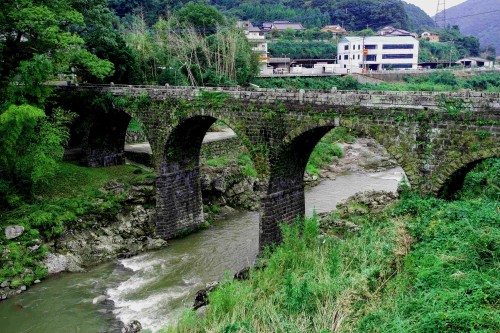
[
  {"left": 337, "top": 35, "right": 420, "bottom": 71},
  {"left": 377, "top": 26, "right": 418, "bottom": 38},
  {"left": 237, "top": 21, "right": 269, "bottom": 67},
  {"left": 320, "top": 25, "right": 348, "bottom": 38},
  {"left": 457, "top": 57, "right": 494, "bottom": 68},
  {"left": 262, "top": 21, "right": 305, "bottom": 32},
  {"left": 420, "top": 31, "right": 440, "bottom": 43}
]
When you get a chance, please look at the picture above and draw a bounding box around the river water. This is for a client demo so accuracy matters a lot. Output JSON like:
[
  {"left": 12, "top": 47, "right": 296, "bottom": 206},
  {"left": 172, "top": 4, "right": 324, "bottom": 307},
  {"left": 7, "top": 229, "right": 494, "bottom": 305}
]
[{"left": 0, "top": 167, "right": 404, "bottom": 333}]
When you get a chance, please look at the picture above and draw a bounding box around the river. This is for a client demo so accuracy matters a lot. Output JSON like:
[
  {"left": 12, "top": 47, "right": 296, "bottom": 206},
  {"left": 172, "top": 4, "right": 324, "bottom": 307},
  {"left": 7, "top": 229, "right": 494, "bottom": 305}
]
[{"left": 0, "top": 167, "right": 404, "bottom": 333}]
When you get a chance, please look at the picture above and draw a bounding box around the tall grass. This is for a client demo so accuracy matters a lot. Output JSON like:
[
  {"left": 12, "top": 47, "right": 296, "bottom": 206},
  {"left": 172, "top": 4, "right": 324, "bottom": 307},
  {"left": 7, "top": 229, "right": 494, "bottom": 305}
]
[{"left": 164, "top": 158, "right": 500, "bottom": 332}]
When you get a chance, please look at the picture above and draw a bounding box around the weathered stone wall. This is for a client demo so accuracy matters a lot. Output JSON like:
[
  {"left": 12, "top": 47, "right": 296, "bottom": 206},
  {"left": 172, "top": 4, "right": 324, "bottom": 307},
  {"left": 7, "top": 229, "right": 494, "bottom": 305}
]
[
  {"left": 56, "top": 85, "right": 500, "bottom": 249},
  {"left": 156, "top": 167, "right": 204, "bottom": 238},
  {"left": 200, "top": 137, "right": 244, "bottom": 162}
]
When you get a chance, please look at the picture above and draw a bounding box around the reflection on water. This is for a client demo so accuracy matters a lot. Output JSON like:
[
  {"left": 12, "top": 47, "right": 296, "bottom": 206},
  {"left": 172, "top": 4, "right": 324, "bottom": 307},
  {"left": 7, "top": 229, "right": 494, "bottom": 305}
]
[{"left": 0, "top": 168, "right": 404, "bottom": 332}]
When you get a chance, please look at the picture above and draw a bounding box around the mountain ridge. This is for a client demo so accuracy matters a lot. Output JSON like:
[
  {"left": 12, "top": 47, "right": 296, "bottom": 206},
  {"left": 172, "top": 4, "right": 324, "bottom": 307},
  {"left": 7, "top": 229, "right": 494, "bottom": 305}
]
[{"left": 437, "top": 0, "right": 500, "bottom": 54}]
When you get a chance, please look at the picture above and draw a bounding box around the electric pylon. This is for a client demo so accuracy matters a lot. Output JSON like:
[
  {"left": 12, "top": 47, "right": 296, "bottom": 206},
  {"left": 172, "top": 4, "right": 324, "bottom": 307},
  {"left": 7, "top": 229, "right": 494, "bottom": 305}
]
[{"left": 435, "top": 0, "right": 446, "bottom": 29}]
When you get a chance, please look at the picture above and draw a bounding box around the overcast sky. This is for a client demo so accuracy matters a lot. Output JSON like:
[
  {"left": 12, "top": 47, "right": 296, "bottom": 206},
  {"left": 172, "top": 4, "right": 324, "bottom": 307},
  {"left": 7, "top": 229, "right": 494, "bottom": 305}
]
[{"left": 403, "top": 0, "right": 468, "bottom": 16}]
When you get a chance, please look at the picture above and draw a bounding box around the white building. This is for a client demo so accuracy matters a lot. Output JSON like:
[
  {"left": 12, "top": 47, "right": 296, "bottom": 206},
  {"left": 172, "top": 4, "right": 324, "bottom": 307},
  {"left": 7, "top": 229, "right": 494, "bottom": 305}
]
[
  {"left": 237, "top": 21, "right": 269, "bottom": 66},
  {"left": 337, "top": 36, "right": 419, "bottom": 72}
]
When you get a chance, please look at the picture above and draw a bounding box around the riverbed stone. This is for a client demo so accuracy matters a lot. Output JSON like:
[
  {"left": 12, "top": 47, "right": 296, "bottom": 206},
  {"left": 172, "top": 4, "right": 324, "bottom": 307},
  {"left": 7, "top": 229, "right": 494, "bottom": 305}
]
[
  {"left": 5, "top": 225, "right": 25, "bottom": 240},
  {"left": 1, "top": 281, "right": 9, "bottom": 288},
  {"left": 194, "top": 281, "right": 218, "bottom": 310},
  {"left": 45, "top": 252, "right": 85, "bottom": 274},
  {"left": 121, "top": 320, "right": 142, "bottom": 333}
]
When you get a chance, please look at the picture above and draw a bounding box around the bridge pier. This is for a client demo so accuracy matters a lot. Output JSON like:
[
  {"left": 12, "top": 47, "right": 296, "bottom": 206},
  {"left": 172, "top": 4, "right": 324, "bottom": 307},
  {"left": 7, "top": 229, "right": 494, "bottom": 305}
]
[
  {"left": 156, "top": 167, "right": 204, "bottom": 238},
  {"left": 260, "top": 184, "right": 305, "bottom": 248}
]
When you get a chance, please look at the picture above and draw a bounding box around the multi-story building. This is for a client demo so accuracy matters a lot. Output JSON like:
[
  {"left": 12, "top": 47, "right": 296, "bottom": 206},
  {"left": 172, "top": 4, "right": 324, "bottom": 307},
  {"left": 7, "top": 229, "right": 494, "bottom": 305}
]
[
  {"left": 237, "top": 21, "right": 269, "bottom": 65},
  {"left": 337, "top": 36, "right": 419, "bottom": 71}
]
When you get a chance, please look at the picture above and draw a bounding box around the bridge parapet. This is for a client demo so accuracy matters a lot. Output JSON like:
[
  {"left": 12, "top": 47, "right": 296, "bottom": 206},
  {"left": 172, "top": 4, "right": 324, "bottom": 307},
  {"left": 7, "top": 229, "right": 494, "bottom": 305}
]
[{"left": 65, "top": 84, "right": 500, "bottom": 113}]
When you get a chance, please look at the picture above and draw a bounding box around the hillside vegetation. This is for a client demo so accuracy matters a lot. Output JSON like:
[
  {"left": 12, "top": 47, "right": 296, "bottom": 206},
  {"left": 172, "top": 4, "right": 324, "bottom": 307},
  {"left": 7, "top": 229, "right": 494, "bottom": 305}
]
[
  {"left": 443, "top": 0, "right": 500, "bottom": 54},
  {"left": 110, "top": 0, "right": 436, "bottom": 31}
]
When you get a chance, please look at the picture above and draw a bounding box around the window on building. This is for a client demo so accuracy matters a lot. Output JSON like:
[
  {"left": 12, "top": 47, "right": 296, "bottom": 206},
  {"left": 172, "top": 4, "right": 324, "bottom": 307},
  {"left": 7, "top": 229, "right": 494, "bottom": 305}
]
[
  {"left": 339, "top": 55, "right": 341, "bottom": 60},
  {"left": 382, "top": 54, "right": 414, "bottom": 59},
  {"left": 344, "top": 55, "right": 348, "bottom": 60},
  {"left": 382, "top": 63, "right": 412, "bottom": 69},
  {"left": 358, "top": 45, "right": 361, "bottom": 50},
  {"left": 382, "top": 44, "right": 414, "bottom": 49},
  {"left": 365, "top": 45, "right": 376, "bottom": 49},
  {"left": 358, "top": 54, "right": 360, "bottom": 59},
  {"left": 344, "top": 45, "right": 349, "bottom": 50},
  {"left": 366, "top": 55, "right": 377, "bottom": 61}
]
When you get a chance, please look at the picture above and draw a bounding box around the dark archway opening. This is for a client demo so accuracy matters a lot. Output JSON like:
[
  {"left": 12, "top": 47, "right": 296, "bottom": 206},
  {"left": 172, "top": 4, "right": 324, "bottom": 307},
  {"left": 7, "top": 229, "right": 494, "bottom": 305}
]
[
  {"left": 438, "top": 157, "right": 499, "bottom": 200},
  {"left": 157, "top": 116, "right": 260, "bottom": 239}
]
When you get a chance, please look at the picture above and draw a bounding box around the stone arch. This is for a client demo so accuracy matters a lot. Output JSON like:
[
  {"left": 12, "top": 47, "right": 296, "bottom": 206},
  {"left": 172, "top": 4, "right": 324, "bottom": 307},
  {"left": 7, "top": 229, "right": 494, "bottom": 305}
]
[
  {"left": 284, "top": 119, "right": 411, "bottom": 184},
  {"left": 260, "top": 124, "right": 335, "bottom": 247},
  {"left": 155, "top": 114, "right": 261, "bottom": 239},
  {"left": 436, "top": 150, "right": 500, "bottom": 199},
  {"left": 82, "top": 108, "right": 132, "bottom": 167}
]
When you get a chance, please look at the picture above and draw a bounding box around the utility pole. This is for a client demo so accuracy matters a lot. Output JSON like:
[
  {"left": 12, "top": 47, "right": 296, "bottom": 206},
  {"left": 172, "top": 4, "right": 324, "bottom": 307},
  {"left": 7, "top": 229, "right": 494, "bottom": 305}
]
[
  {"left": 435, "top": 0, "right": 446, "bottom": 29},
  {"left": 448, "top": 40, "right": 454, "bottom": 68}
]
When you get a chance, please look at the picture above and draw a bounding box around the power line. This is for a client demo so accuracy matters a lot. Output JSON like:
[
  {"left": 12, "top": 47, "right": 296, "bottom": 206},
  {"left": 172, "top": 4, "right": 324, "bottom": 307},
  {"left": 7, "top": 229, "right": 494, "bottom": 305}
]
[{"left": 446, "top": 9, "right": 500, "bottom": 21}]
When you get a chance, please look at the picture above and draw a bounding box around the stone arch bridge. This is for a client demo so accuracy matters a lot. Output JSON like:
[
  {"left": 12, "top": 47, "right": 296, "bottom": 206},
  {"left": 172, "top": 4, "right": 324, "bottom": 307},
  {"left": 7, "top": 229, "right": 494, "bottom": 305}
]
[{"left": 56, "top": 85, "right": 500, "bottom": 249}]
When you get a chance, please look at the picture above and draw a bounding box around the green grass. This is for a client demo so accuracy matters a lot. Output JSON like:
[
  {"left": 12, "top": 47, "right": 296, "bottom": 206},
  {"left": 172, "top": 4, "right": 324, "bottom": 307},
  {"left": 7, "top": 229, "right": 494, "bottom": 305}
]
[
  {"left": 205, "top": 152, "right": 258, "bottom": 178},
  {"left": 164, "top": 158, "right": 500, "bottom": 333},
  {"left": 127, "top": 118, "right": 144, "bottom": 132},
  {"left": 306, "top": 127, "right": 354, "bottom": 176}
]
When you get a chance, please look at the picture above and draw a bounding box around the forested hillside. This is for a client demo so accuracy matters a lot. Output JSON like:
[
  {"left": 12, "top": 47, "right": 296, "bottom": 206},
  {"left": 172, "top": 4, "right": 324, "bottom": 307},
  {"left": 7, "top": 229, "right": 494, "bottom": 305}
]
[
  {"left": 442, "top": 0, "right": 500, "bottom": 54},
  {"left": 402, "top": 1, "right": 436, "bottom": 31},
  {"left": 109, "top": 0, "right": 436, "bottom": 31}
]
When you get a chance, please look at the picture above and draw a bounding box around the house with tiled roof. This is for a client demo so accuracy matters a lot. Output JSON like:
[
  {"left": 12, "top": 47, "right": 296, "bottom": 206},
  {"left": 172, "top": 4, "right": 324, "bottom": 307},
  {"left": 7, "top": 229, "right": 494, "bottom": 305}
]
[
  {"left": 420, "top": 31, "right": 440, "bottom": 43},
  {"left": 262, "top": 21, "right": 305, "bottom": 32},
  {"left": 377, "top": 26, "right": 417, "bottom": 38},
  {"left": 320, "top": 25, "right": 348, "bottom": 37}
]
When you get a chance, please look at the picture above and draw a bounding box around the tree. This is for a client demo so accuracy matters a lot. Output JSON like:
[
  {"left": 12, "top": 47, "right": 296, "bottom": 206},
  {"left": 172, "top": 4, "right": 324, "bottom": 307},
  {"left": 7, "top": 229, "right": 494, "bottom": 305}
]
[
  {"left": 0, "top": 0, "right": 114, "bottom": 103},
  {"left": 0, "top": 105, "right": 74, "bottom": 200},
  {"left": 72, "top": 0, "right": 140, "bottom": 83},
  {"left": 176, "top": 2, "right": 226, "bottom": 35}
]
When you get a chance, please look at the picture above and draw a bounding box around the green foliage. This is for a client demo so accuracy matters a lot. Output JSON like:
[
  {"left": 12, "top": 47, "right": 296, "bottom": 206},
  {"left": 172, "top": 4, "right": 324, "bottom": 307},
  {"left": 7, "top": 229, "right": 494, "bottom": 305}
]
[
  {"left": 0, "top": 162, "right": 153, "bottom": 288},
  {"left": 0, "top": 0, "right": 115, "bottom": 102},
  {"left": 0, "top": 105, "right": 75, "bottom": 198},
  {"left": 176, "top": 2, "right": 226, "bottom": 34},
  {"left": 459, "top": 158, "right": 499, "bottom": 201},
  {"left": 253, "top": 76, "right": 360, "bottom": 90},
  {"left": 255, "top": 72, "right": 500, "bottom": 92}
]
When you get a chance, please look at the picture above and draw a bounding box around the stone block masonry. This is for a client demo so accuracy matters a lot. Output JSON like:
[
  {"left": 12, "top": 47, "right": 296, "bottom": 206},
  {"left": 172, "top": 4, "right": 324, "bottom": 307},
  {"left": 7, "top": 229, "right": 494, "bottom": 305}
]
[
  {"left": 57, "top": 85, "right": 500, "bottom": 250},
  {"left": 156, "top": 167, "right": 204, "bottom": 238}
]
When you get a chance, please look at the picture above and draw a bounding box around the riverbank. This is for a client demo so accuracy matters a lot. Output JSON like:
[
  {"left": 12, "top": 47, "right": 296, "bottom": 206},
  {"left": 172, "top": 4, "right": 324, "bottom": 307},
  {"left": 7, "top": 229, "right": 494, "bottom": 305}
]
[{"left": 166, "top": 158, "right": 499, "bottom": 333}]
